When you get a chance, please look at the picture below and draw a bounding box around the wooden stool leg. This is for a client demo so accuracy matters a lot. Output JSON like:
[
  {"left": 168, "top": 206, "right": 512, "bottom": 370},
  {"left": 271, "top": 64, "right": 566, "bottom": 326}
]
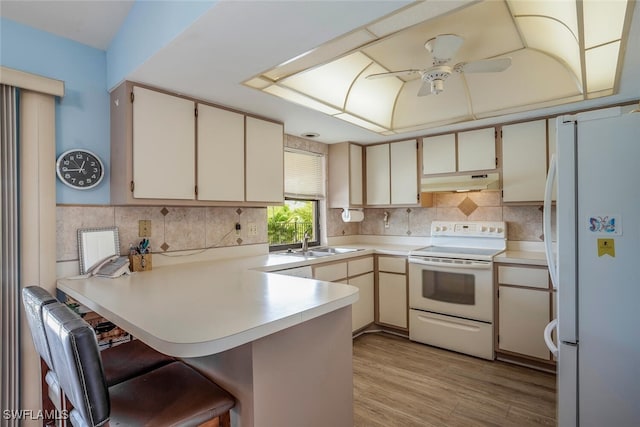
[{"left": 197, "top": 411, "right": 231, "bottom": 427}]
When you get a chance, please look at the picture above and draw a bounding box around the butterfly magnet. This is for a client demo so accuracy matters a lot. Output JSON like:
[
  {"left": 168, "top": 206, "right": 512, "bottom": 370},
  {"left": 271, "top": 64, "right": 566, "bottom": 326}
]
[{"left": 587, "top": 214, "right": 622, "bottom": 236}]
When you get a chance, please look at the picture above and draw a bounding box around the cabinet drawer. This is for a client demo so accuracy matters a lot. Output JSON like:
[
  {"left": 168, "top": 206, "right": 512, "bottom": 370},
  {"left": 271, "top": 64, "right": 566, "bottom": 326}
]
[
  {"left": 378, "top": 256, "right": 406, "bottom": 274},
  {"left": 348, "top": 257, "right": 374, "bottom": 277},
  {"left": 313, "top": 262, "right": 348, "bottom": 282},
  {"left": 498, "top": 265, "right": 549, "bottom": 289}
]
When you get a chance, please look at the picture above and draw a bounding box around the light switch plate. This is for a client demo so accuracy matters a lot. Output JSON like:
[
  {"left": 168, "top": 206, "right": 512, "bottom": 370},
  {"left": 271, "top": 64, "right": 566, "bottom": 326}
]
[{"left": 139, "top": 220, "right": 151, "bottom": 237}]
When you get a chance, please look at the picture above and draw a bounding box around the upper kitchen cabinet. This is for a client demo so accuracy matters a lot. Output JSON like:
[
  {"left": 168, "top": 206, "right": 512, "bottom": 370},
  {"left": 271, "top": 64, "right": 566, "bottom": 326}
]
[
  {"left": 366, "top": 140, "right": 418, "bottom": 206},
  {"left": 457, "top": 127, "right": 497, "bottom": 172},
  {"left": 328, "top": 142, "right": 363, "bottom": 208},
  {"left": 245, "top": 117, "right": 284, "bottom": 204},
  {"left": 422, "top": 128, "right": 496, "bottom": 176},
  {"left": 422, "top": 134, "right": 456, "bottom": 174},
  {"left": 366, "top": 144, "right": 391, "bottom": 206},
  {"left": 110, "top": 82, "right": 284, "bottom": 206},
  {"left": 197, "top": 104, "right": 244, "bottom": 202},
  {"left": 502, "top": 119, "right": 548, "bottom": 203},
  {"left": 132, "top": 86, "right": 196, "bottom": 200}
]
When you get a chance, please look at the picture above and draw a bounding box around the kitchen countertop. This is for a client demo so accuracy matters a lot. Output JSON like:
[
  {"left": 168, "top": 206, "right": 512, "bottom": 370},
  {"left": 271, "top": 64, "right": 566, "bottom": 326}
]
[
  {"left": 59, "top": 241, "right": 534, "bottom": 359},
  {"left": 58, "top": 255, "right": 359, "bottom": 358},
  {"left": 494, "top": 250, "right": 549, "bottom": 266}
]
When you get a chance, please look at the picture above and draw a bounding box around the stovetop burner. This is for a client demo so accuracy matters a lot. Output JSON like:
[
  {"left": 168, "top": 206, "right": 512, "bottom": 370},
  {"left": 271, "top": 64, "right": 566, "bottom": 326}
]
[{"left": 409, "top": 221, "right": 507, "bottom": 261}]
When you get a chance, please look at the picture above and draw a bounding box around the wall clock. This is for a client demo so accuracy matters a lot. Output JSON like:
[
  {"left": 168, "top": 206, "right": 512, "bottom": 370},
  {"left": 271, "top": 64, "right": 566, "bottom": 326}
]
[{"left": 56, "top": 149, "right": 104, "bottom": 190}]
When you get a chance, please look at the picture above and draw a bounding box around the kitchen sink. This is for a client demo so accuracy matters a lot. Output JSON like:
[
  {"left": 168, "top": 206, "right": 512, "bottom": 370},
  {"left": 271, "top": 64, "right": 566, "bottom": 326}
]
[{"left": 278, "top": 247, "right": 363, "bottom": 258}]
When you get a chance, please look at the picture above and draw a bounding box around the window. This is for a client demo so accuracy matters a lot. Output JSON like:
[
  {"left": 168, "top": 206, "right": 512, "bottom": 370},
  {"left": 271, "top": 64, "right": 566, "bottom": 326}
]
[{"left": 268, "top": 150, "right": 324, "bottom": 251}]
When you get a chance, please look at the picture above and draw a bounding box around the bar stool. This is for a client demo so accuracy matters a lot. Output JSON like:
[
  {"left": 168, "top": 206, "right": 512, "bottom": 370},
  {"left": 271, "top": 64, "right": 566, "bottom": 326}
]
[
  {"left": 43, "top": 300, "right": 235, "bottom": 427},
  {"left": 22, "top": 287, "right": 174, "bottom": 406}
]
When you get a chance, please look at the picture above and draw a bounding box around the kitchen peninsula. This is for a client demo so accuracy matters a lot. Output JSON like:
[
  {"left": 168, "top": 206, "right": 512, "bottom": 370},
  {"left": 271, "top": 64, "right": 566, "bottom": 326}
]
[{"left": 57, "top": 256, "right": 359, "bottom": 427}]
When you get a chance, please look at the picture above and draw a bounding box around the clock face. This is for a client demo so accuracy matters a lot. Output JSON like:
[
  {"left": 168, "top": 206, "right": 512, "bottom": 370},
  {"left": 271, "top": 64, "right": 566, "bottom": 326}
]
[{"left": 56, "top": 149, "right": 104, "bottom": 190}]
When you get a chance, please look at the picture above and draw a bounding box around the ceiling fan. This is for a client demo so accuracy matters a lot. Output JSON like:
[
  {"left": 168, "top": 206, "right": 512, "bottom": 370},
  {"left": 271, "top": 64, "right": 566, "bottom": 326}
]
[{"left": 366, "top": 34, "right": 511, "bottom": 96}]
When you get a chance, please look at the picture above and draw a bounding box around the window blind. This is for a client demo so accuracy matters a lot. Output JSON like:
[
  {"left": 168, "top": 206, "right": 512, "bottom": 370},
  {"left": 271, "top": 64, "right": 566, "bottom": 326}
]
[{"left": 284, "top": 150, "right": 324, "bottom": 199}]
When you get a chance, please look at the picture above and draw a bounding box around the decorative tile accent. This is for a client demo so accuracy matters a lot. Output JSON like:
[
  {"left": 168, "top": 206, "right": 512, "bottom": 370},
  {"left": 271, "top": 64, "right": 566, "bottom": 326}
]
[
  {"left": 458, "top": 197, "right": 478, "bottom": 217},
  {"left": 468, "top": 206, "right": 502, "bottom": 221},
  {"left": 236, "top": 237, "right": 243, "bottom": 245},
  {"left": 160, "top": 242, "right": 170, "bottom": 251},
  {"left": 236, "top": 208, "right": 243, "bottom": 215},
  {"left": 163, "top": 207, "right": 206, "bottom": 251},
  {"left": 160, "top": 207, "right": 169, "bottom": 216},
  {"left": 406, "top": 208, "right": 412, "bottom": 214}
]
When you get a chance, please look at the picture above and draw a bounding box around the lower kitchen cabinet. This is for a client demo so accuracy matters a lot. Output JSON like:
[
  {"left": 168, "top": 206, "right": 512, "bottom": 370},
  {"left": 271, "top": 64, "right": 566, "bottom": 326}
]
[
  {"left": 496, "top": 263, "right": 555, "bottom": 368},
  {"left": 312, "top": 256, "right": 374, "bottom": 333},
  {"left": 349, "top": 272, "right": 375, "bottom": 332},
  {"left": 376, "top": 255, "right": 408, "bottom": 330}
]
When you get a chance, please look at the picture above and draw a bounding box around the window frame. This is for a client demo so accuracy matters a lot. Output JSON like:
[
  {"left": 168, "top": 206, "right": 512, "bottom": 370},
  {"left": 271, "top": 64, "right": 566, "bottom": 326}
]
[{"left": 268, "top": 198, "right": 321, "bottom": 252}]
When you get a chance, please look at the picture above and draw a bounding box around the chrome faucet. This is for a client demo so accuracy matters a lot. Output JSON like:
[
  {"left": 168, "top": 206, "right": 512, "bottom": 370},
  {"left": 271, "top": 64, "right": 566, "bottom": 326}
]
[{"left": 301, "top": 232, "right": 310, "bottom": 252}]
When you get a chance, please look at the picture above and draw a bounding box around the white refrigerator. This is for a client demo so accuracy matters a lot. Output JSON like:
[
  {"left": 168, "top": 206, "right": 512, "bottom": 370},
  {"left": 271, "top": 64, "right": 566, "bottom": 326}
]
[{"left": 543, "top": 106, "right": 640, "bottom": 426}]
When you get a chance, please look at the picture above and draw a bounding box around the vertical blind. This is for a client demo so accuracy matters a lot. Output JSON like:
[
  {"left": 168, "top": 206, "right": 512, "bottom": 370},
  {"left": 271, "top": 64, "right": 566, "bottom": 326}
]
[
  {"left": 284, "top": 150, "right": 325, "bottom": 199},
  {"left": 1, "top": 84, "right": 20, "bottom": 426}
]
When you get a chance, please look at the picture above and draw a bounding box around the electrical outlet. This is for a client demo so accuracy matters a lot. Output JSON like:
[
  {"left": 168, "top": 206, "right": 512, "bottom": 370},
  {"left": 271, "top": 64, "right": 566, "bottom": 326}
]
[
  {"left": 138, "top": 220, "right": 151, "bottom": 237},
  {"left": 248, "top": 223, "right": 258, "bottom": 236}
]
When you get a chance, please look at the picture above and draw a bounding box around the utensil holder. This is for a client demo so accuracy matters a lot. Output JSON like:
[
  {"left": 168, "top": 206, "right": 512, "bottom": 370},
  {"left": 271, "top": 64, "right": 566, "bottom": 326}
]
[{"left": 129, "top": 253, "right": 152, "bottom": 272}]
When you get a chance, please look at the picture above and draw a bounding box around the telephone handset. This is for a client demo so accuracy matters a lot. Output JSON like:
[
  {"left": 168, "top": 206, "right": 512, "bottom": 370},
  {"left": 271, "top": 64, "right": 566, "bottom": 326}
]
[{"left": 87, "top": 255, "right": 131, "bottom": 278}]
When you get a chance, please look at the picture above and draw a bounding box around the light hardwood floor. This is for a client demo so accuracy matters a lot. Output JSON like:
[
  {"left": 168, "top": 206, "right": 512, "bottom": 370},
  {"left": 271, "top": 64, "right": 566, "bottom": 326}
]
[{"left": 353, "top": 333, "right": 556, "bottom": 427}]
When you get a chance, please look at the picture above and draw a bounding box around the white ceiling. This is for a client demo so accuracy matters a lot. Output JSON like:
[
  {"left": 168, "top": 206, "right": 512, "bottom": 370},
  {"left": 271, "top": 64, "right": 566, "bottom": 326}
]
[{"left": 2, "top": 0, "right": 639, "bottom": 144}]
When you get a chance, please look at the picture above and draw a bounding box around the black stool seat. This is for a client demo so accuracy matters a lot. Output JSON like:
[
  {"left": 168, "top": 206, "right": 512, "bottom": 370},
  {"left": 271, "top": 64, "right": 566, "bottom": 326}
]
[
  {"left": 109, "top": 361, "right": 235, "bottom": 426},
  {"left": 101, "top": 338, "right": 174, "bottom": 387}
]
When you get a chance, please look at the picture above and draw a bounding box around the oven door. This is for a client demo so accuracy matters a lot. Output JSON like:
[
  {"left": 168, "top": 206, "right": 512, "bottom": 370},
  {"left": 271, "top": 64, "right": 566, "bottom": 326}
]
[{"left": 408, "top": 256, "right": 493, "bottom": 322}]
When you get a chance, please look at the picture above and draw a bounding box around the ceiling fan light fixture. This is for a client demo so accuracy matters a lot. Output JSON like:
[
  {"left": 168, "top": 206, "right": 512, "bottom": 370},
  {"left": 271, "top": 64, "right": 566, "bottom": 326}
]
[{"left": 431, "top": 79, "right": 445, "bottom": 95}]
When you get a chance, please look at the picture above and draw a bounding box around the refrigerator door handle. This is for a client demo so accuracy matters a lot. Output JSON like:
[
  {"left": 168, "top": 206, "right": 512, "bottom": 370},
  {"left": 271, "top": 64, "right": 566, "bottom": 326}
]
[
  {"left": 543, "top": 318, "right": 559, "bottom": 357},
  {"left": 544, "top": 154, "right": 558, "bottom": 289}
]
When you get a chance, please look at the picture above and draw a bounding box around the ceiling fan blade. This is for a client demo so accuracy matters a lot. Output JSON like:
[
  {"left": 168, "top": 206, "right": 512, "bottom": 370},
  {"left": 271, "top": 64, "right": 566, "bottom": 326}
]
[
  {"left": 426, "top": 34, "right": 464, "bottom": 63},
  {"left": 458, "top": 57, "right": 512, "bottom": 73},
  {"left": 366, "top": 69, "right": 421, "bottom": 80},
  {"left": 417, "top": 80, "right": 433, "bottom": 97}
]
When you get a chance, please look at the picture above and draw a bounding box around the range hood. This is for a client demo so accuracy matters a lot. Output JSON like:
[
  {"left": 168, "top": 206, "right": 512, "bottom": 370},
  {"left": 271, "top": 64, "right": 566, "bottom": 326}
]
[{"left": 420, "top": 173, "right": 500, "bottom": 193}]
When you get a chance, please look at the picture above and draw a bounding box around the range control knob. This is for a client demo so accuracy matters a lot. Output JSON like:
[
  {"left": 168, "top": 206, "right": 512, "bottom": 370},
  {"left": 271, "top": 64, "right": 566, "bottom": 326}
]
[
  {"left": 481, "top": 226, "right": 488, "bottom": 232},
  {"left": 489, "top": 226, "right": 496, "bottom": 233},
  {"left": 434, "top": 226, "right": 441, "bottom": 232}
]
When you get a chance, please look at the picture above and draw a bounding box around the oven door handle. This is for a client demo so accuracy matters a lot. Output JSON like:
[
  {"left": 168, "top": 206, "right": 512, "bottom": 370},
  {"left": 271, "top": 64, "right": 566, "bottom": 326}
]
[{"left": 408, "top": 257, "right": 492, "bottom": 269}]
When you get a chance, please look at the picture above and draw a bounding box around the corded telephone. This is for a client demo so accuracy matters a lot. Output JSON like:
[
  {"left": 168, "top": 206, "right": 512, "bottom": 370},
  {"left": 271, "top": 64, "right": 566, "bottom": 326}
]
[{"left": 86, "top": 255, "right": 131, "bottom": 278}]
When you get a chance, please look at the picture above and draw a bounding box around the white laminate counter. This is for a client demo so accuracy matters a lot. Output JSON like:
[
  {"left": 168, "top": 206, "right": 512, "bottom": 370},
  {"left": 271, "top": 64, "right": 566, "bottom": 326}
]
[
  {"left": 58, "top": 256, "right": 358, "bottom": 358},
  {"left": 494, "top": 250, "right": 549, "bottom": 266}
]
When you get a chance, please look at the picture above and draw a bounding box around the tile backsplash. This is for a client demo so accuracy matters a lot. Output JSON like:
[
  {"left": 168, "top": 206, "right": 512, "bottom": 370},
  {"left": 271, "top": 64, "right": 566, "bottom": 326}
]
[
  {"left": 57, "top": 205, "right": 267, "bottom": 262},
  {"left": 327, "top": 190, "right": 551, "bottom": 242},
  {"left": 58, "top": 191, "right": 550, "bottom": 262}
]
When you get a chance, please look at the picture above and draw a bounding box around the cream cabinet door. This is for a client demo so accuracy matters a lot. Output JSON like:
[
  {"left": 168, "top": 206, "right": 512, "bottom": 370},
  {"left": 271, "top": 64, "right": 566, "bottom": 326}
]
[
  {"left": 349, "top": 144, "right": 364, "bottom": 205},
  {"left": 366, "top": 144, "right": 390, "bottom": 205},
  {"left": 458, "top": 127, "right": 496, "bottom": 171},
  {"left": 378, "top": 272, "right": 407, "bottom": 328},
  {"left": 502, "top": 120, "right": 548, "bottom": 202},
  {"left": 245, "top": 117, "right": 284, "bottom": 203},
  {"left": 499, "top": 286, "right": 551, "bottom": 359},
  {"left": 422, "top": 134, "right": 456, "bottom": 175},
  {"left": 390, "top": 140, "right": 418, "bottom": 205},
  {"left": 349, "top": 272, "right": 375, "bottom": 332},
  {"left": 132, "top": 86, "right": 195, "bottom": 199},
  {"left": 197, "top": 104, "right": 244, "bottom": 201}
]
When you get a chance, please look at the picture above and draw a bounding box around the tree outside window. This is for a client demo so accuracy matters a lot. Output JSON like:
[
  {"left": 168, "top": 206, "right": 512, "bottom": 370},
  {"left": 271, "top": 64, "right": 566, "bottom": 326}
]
[{"left": 268, "top": 199, "right": 319, "bottom": 250}]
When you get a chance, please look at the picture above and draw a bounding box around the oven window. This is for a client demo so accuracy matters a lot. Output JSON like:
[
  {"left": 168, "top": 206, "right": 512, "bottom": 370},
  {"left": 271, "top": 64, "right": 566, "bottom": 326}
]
[{"left": 421, "top": 270, "right": 475, "bottom": 305}]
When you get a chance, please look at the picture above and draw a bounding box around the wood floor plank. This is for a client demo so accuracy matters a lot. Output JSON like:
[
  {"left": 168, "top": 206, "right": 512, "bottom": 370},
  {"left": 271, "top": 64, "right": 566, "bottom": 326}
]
[{"left": 353, "top": 332, "right": 557, "bottom": 426}]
